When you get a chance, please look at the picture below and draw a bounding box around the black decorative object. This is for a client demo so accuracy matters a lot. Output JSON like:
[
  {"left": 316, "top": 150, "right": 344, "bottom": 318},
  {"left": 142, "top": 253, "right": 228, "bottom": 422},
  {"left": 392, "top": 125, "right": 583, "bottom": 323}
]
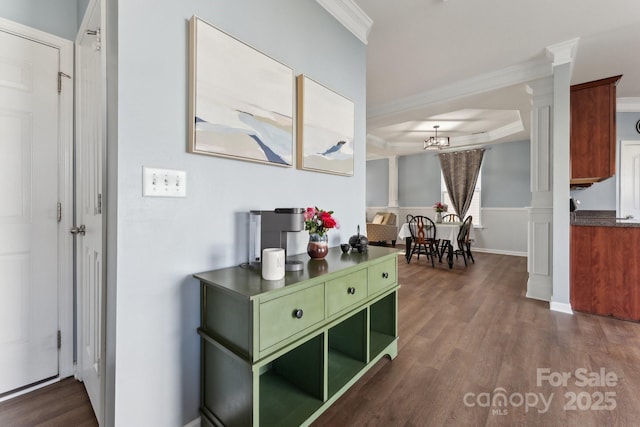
[{"left": 349, "top": 225, "right": 369, "bottom": 252}]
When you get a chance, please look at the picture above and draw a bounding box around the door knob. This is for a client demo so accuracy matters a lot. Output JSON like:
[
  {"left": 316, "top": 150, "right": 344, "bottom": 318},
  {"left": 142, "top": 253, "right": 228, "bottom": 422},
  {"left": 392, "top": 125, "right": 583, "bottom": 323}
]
[{"left": 70, "top": 225, "right": 86, "bottom": 235}]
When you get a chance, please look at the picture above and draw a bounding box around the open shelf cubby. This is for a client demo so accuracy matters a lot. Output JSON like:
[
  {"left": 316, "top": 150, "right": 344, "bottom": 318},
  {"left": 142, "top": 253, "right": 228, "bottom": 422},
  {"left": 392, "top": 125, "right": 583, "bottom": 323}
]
[
  {"left": 201, "top": 334, "right": 253, "bottom": 427},
  {"left": 328, "top": 309, "right": 367, "bottom": 397},
  {"left": 259, "top": 335, "right": 324, "bottom": 427},
  {"left": 369, "top": 292, "right": 397, "bottom": 358},
  {"left": 196, "top": 247, "right": 400, "bottom": 426}
]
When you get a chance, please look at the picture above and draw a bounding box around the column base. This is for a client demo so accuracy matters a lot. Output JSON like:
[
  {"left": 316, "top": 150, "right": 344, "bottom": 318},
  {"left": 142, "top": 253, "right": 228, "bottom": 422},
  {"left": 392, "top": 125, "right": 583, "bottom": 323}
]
[
  {"left": 550, "top": 300, "right": 573, "bottom": 315},
  {"left": 526, "top": 274, "right": 552, "bottom": 301}
]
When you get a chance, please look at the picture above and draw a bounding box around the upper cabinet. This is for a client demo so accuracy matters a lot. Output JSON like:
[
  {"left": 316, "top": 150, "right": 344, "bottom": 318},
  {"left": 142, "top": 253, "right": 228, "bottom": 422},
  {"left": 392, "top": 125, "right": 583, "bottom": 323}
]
[{"left": 570, "top": 75, "right": 622, "bottom": 185}]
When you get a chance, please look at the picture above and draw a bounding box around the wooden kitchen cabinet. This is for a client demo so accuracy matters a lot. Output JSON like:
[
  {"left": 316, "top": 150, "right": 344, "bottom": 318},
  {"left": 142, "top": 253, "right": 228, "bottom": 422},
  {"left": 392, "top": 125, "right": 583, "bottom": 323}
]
[
  {"left": 194, "top": 246, "right": 399, "bottom": 426},
  {"left": 571, "top": 225, "right": 640, "bottom": 321},
  {"left": 570, "top": 75, "right": 622, "bottom": 185}
]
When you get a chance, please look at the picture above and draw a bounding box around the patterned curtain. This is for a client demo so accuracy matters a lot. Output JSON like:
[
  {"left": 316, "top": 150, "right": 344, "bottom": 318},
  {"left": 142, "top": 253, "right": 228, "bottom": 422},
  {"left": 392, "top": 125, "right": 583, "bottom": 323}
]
[{"left": 438, "top": 148, "right": 485, "bottom": 218}]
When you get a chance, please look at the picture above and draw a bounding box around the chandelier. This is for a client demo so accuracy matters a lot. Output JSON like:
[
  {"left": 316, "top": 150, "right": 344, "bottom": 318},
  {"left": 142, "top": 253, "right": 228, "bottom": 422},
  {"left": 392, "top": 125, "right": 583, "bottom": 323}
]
[{"left": 423, "top": 125, "right": 450, "bottom": 149}]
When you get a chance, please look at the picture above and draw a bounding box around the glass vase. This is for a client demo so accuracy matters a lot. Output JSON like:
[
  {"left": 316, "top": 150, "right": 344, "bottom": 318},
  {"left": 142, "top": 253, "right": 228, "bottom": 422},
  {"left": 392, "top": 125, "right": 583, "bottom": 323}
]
[
  {"left": 307, "top": 233, "right": 329, "bottom": 259},
  {"left": 435, "top": 212, "right": 443, "bottom": 223}
]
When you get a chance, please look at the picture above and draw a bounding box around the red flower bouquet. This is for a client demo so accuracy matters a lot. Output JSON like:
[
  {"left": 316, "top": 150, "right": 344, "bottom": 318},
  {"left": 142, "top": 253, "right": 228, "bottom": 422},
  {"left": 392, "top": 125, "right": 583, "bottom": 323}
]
[
  {"left": 433, "top": 202, "right": 448, "bottom": 213},
  {"left": 303, "top": 207, "right": 338, "bottom": 236}
]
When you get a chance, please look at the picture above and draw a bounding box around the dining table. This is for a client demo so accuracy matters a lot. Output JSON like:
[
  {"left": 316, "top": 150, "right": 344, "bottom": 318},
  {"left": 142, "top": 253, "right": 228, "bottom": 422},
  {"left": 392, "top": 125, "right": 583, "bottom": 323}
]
[{"left": 398, "top": 221, "right": 475, "bottom": 268}]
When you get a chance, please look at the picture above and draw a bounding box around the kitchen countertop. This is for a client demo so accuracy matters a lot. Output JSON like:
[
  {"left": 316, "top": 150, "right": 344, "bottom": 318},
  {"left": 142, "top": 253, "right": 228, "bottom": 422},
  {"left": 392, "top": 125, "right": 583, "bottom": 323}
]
[
  {"left": 571, "top": 210, "right": 640, "bottom": 227},
  {"left": 572, "top": 217, "right": 640, "bottom": 227}
]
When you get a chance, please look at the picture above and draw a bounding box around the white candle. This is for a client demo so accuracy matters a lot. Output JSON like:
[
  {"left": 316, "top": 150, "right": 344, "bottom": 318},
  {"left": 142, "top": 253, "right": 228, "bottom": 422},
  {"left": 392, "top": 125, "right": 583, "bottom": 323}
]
[{"left": 262, "top": 248, "right": 285, "bottom": 280}]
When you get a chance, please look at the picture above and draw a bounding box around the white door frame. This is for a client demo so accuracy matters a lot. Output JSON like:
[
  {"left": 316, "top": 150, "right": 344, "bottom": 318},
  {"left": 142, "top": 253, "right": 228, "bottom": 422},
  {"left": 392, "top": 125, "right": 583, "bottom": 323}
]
[
  {"left": 0, "top": 18, "right": 74, "bottom": 384},
  {"left": 618, "top": 140, "right": 640, "bottom": 218},
  {"left": 75, "top": 0, "right": 106, "bottom": 423}
]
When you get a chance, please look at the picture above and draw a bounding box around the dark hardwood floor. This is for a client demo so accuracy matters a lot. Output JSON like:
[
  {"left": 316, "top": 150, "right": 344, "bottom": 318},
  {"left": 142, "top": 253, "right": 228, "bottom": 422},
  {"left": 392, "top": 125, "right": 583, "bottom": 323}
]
[
  {"left": 0, "top": 378, "right": 97, "bottom": 427},
  {"left": 4, "top": 252, "right": 640, "bottom": 426},
  {"left": 314, "top": 252, "right": 640, "bottom": 426}
]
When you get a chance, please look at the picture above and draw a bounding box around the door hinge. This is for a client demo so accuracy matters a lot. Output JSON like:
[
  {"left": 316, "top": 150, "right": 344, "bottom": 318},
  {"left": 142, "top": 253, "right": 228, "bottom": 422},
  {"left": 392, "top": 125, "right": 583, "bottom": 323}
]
[
  {"left": 57, "top": 202, "right": 62, "bottom": 222},
  {"left": 57, "top": 330, "right": 61, "bottom": 349},
  {"left": 97, "top": 193, "right": 102, "bottom": 214},
  {"left": 57, "top": 71, "right": 71, "bottom": 93},
  {"left": 86, "top": 27, "right": 101, "bottom": 51}
]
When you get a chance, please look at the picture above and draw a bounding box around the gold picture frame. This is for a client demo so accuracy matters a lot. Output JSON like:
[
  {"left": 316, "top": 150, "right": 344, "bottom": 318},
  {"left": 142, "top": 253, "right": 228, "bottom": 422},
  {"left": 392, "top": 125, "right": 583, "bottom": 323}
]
[
  {"left": 296, "top": 75, "right": 355, "bottom": 176},
  {"left": 188, "top": 16, "right": 294, "bottom": 167}
]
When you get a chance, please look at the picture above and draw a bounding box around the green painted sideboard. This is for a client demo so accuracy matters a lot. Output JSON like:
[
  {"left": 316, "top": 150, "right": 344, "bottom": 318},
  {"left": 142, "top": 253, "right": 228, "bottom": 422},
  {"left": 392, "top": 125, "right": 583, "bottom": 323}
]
[{"left": 194, "top": 246, "right": 400, "bottom": 427}]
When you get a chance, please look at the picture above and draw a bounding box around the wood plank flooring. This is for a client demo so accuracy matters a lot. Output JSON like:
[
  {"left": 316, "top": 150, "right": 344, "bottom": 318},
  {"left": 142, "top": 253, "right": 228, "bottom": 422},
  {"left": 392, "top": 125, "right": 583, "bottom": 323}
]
[
  {"left": 314, "top": 252, "right": 640, "bottom": 426},
  {"left": 0, "top": 378, "right": 97, "bottom": 427},
  {"left": 4, "top": 252, "right": 640, "bottom": 426}
]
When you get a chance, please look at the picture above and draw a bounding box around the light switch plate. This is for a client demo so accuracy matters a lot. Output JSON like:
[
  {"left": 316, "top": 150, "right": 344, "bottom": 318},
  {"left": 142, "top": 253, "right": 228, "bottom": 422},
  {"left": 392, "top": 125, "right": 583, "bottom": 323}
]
[{"left": 143, "top": 167, "right": 186, "bottom": 197}]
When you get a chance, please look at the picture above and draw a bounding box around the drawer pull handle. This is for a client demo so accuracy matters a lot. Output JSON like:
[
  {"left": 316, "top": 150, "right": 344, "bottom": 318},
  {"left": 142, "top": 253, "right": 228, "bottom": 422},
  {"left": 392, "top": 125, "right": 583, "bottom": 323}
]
[
  {"left": 347, "top": 287, "right": 356, "bottom": 295},
  {"left": 292, "top": 308, "right": 304, "bottom": 319},
  {"left": 382, "top": 272, "right": 389, "bottom": 279}
]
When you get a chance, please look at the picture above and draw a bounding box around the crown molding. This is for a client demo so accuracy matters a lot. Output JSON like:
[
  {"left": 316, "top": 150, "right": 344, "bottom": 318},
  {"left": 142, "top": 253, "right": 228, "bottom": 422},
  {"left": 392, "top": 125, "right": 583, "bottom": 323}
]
[
  {"left": 316, "top": 0, "right": 373, "bottom": 45},
  {"left": 367, "top": 37, "right": 581, "bottom": 129},
  {"left": 449, "top": 120, "right": 524, "bottom": 147},
  {"left": 617, "top": 97, "right": 640, "bottom": 112},
  {"left": 367, "top": 56, "right": 552, "bottom": 128},
  {"left": 545, "top": 38, "right": 579, "bottom": 67},
  {"left": 545, "top": 37, "right": 579, "bottom": 77},
  {"left": 367, "top": 119, "right": 524, "bottom": 154},
  {"left": 365, "top": 133, "right": 387, "bottom": 149}
]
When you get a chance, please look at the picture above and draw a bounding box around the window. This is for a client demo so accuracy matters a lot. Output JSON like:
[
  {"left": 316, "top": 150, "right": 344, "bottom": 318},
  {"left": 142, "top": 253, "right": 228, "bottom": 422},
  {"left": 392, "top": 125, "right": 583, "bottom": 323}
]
[{"left": 441, "top": 171, "right": 481, "bottom": 227}]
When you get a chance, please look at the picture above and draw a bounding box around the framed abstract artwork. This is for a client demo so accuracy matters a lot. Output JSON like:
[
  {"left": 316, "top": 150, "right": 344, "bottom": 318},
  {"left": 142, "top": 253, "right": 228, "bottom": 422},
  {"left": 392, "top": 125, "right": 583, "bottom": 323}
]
[
  {"left": 296, "top": 75, "right": 355, "bottom": 176},
  {"left": 188, "top": 16, "right": 294, "bottom": 167}
]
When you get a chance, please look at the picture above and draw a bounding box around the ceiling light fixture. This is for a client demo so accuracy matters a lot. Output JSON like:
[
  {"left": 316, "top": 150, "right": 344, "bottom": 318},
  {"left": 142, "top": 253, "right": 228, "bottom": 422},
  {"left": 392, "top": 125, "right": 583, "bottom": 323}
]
[{"left": 423, "top": 125, "right": 450, "bottom": 149}]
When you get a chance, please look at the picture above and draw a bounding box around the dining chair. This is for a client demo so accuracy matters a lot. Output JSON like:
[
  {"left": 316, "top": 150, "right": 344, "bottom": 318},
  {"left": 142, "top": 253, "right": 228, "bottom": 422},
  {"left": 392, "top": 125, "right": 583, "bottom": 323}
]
[
  {"left": 407, "top": 215, "right": 438, "bottom": 267},
  {"left": 436, "top": 214, "right": 461, "bottom": 261},
  {"left": 453, "top": 216, "right": 474, "bottom": 266},
  {"left": 442, "top": 213, "right": 461, "bottom": 222}
]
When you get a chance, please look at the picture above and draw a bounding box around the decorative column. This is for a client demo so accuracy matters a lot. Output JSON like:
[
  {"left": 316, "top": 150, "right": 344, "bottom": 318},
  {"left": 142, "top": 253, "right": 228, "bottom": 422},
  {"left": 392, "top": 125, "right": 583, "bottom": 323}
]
[
  {"left": 526, "top": 78, "right": 554, "bottom": 302},
  {"left": 550, "top": 61, "right": 572, "bottom": 314},
  {"left": 525, "top": 38, "right": 577, "bottom": 313},
  {"left": 388, "top": 155, "right": 399, "bottom": 209}
]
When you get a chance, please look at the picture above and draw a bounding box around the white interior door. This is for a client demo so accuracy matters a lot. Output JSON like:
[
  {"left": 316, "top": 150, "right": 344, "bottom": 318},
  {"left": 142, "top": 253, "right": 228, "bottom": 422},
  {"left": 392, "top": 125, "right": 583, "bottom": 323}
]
[
  {"left": 0, "top": 28, "right": 60, "bottom": 394},
  {"left": 76, "top": 0, "right": 105, "bottom": 423},
  {"left": 620, "top": 141, "right": 640, "bottom": 220}
]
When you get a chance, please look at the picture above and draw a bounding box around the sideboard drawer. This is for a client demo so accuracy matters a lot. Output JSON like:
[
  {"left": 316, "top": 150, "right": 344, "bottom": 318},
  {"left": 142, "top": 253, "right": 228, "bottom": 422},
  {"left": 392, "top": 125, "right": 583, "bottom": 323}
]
[
  {"left": 259, "top": 283, "right": 325, "bottom": 351},
  {"left": 326, "top": 268, "right": 367, "bottom": 317},
  {"left": 368, "top": 258, "right": 397, "bottom": 295}
]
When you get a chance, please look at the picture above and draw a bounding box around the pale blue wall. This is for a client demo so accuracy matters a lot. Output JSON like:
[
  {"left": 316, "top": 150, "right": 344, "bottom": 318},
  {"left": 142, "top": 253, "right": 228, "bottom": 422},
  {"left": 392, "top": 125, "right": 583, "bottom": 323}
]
[
  {"left": 368, "top": 140, "right": 531, "bottom": 208},
  {"left": 0, "top": 0, "right": 78, "bottom": 40},
  {"left": 366, "top": 158, "right": 389, "bottom": 206},
  {"left": 77, "top": 0, "right": 89, "bottom": 27},
  {"left": 619, "top": 112, "right": 640, "bottom": 141},
  {"left": 570, "top": 176, "right": 615, "bottom": 210},
  {"left": 110, "top": 1, "right": 367, "bottom": 425},
  {"left": 482, "top": 140, "right": 531, "bottom": 207},
  {"left": 397, "top": 151, "right": 441, "bottom": 206},
  {"left": 570, "top": 112, "right": 640, "bottom": 210}
]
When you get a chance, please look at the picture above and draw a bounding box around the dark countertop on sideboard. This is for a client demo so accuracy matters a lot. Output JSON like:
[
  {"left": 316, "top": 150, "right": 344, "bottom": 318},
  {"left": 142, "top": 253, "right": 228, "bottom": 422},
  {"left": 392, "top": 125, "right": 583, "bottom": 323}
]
[{"left": 193, "top": 246, "right": 401, "bottom": 299}]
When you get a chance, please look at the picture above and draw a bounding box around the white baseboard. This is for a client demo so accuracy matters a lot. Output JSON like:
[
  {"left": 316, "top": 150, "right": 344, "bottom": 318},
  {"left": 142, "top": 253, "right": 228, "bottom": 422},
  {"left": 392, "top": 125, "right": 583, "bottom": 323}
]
[
  {"left": 184, "top": 417, "right": 201, "bottom": 427},
  {"left": 0, "top": 377, "right": 61, "bottom": 403},
  {"left": 550, "top": 301, "right": 574, "bottom": 315},
  {"left": 472, "top": 247, "right": 527, "bottom": 257}
]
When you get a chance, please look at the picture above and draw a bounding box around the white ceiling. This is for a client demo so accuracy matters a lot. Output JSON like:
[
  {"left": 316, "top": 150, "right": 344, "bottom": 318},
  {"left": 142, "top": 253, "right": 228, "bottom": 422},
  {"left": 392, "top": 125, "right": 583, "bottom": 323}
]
[{"left": 350, "top": 0, "right": 640, "bottom": 158}]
